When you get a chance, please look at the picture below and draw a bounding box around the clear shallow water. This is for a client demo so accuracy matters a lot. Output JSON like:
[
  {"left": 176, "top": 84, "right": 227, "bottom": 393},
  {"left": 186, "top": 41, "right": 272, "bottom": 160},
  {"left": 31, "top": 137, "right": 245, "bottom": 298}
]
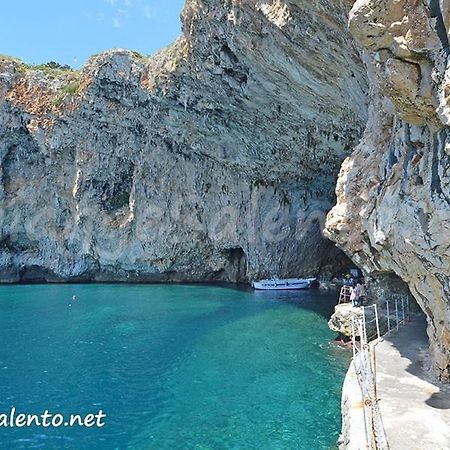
[{"left": 0, "top": 284, "right": 349, "bottom": 449}]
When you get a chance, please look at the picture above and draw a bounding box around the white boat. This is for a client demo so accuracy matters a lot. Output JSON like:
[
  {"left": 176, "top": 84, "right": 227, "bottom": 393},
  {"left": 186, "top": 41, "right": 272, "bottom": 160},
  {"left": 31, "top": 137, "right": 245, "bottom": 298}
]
[{"left": 251, "top": 277, "right": 316, "bottom": 290}]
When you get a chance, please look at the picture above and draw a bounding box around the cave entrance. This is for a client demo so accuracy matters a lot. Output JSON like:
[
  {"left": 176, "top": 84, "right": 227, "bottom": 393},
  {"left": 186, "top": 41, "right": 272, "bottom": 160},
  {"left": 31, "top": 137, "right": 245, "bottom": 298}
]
[{"left": 221, "top": 247, "right": 248, "bottom": 283}]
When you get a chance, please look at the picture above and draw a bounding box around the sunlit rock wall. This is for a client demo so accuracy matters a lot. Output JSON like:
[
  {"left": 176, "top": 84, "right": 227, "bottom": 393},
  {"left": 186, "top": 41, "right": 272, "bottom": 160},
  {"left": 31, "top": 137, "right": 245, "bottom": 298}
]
[
  {"left": 0, "top": 0, "right": 367, "bottom": 283},
  {"left": 325, "top": 0, "right": 450, "bottom": 380}
]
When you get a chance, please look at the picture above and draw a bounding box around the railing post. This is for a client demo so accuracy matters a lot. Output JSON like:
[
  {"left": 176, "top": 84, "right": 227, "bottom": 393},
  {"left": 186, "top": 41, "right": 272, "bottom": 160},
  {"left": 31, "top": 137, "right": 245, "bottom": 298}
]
[
  {"left": 395, "top": 298, "right": 399, "bottom": 331},
  {"left": 374, "top": 305, "right": 381, "bottom": 341},
  {"left": 401, "top": 297, "right": 405, "bottom": 325},
  {"left": 386, "top": 301, "right": 391, "bottom": 336},
  {"left": 351, "top": 316, "right": 356, "bottom": 361},
  {"left": 362, "top": 306, "right": 367, "bottom": 344}
]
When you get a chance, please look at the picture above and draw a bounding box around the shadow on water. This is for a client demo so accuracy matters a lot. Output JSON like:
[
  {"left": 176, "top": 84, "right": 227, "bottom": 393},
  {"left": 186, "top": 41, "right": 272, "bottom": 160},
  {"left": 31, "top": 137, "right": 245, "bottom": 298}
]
[{"left": 251, "top": 287, "right": 339, "bottom": 320}]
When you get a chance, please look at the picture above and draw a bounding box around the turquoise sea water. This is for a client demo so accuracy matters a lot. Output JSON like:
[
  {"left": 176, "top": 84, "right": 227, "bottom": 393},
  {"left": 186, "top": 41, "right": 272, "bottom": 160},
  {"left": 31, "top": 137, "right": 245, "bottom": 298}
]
[{"left": 0, "top": 284, "right": 349, "bottom": 450}]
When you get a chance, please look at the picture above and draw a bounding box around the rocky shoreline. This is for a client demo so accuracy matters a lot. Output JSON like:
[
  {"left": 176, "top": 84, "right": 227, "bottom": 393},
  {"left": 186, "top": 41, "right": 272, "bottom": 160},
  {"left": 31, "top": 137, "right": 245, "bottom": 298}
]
[{"left": 2, "top": 0, "right": 450, "bottom": 447}]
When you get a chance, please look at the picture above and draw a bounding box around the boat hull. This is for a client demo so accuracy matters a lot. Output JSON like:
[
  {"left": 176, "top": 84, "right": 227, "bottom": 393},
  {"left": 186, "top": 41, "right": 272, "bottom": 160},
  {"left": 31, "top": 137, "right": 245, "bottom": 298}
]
[{"left": 252, "top": 278, "right": 314, "bottom": 290}]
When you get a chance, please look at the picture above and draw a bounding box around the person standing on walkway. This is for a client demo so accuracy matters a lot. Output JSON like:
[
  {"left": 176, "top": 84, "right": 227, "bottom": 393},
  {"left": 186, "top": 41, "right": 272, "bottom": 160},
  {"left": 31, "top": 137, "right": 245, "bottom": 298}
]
[
  {"left": 350, "top": 280, "right": 360, "bottom": 307},
  {"left": 356, "top": 281, "right": 366, "bottom": 306}
]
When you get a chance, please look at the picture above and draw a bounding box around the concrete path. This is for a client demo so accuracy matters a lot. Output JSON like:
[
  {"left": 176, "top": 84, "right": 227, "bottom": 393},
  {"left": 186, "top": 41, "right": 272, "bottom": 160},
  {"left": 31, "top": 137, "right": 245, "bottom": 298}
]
[{"left": 375, "top": 316, "right": 450, "bottom": 450}]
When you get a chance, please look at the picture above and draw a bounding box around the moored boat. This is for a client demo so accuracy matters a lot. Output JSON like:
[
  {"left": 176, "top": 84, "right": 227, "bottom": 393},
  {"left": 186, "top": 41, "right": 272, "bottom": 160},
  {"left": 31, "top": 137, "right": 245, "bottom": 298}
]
[{"left": 252, "top": 277, "right": 316, "bottom": 290}]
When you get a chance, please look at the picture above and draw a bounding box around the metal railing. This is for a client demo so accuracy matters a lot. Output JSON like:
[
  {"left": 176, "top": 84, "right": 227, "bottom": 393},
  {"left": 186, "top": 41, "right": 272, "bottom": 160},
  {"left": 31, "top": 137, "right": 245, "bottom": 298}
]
[
  {"left": 384, "top": 296, "right": 410, "bottom": 335},
  {"left": 362, "top": 304, "right": 381, "bottom": 343},
  {"left": 339, "top": 285, "right": 352, "bottom": 304},
  {"left": 350, "top": 296, "right": 411, "bottom": 449},
  {"left": 351, "top": 316, "right": 388, "bottom": 450}
]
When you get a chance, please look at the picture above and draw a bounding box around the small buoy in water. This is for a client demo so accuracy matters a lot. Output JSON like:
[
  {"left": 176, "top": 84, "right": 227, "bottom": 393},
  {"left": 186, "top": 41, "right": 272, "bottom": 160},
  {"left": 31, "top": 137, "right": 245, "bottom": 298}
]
[
  {"left": 72, "top": 295, "right": 77, "bottom": 301},
  {"left": 68, "top": 303, "right": 72, "bottom": 307}
]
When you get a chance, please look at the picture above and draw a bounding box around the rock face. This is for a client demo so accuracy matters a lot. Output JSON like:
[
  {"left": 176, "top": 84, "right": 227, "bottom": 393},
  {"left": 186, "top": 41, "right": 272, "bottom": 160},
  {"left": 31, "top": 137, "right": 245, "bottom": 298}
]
[
  {"left": 325, "top": 1, "right": 450, "bottom": 381},
  {"left": 329, "top": 303, "right": 363, "bottom": 337},
  {"left": 0, "top": 0, "right": 367, "bottom": 283}
]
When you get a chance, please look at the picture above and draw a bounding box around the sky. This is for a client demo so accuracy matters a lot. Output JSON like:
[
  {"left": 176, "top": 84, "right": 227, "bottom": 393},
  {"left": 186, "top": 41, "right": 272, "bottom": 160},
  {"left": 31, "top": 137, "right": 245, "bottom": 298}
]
[{"left": 0, "top": 0, "right": 185, "bottom": 68}]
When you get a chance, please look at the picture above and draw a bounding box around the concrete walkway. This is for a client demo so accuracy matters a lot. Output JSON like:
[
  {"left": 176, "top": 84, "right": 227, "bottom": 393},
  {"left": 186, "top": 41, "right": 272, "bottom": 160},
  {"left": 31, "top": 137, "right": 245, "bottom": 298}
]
[{"left": 375, "top": 316, "right": 450, "bottom": 450}]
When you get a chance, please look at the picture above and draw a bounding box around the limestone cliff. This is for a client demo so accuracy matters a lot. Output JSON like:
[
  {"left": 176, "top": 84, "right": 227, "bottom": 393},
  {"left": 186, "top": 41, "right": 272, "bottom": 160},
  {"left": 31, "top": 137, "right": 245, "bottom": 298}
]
[
  {"left": 325, "top": 0, "right": 450, "bottom": 380},
  {"left": 0, "top": 0, "right": 367, "bottom": 283}
]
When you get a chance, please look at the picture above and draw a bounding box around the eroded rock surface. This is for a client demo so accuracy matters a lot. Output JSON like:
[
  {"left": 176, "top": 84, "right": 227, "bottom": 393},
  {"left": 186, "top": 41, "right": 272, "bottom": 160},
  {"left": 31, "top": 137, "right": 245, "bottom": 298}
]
[
  {"left": 329, "top": 303, "right": 363, "bottom": 337},
  {"left": 325, "top": 0, "right": 450, "bottom": 380},
  {"left": 0, "top": 0, "right": 367, "bottom": 283}
]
